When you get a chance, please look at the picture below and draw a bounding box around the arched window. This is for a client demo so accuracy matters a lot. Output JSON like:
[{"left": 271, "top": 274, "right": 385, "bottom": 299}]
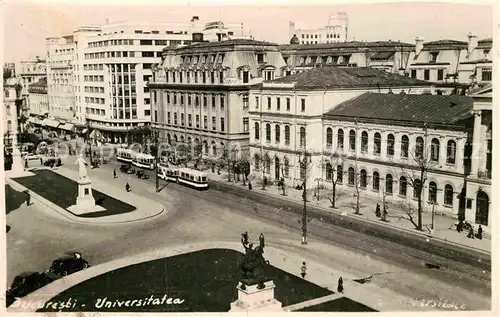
[
  {"left": 337, "top": 129, "right": 344, "bottom": 150},
  {"left": 167, "top": 133, "right": 172, "bottom": 145},
  {"left": 265, "top": 155, "right": 271, "bottom": 173},
  {"left": 446, "top": 140, "right": 456, "bottom": 164},
  {"left": 428, "top": 181, "right": 437, "bottom": 203},
  {"left": 399, "top": 176, "right": 407, "bottom": 196},
  {"left": 444, "top": 184, "right": 454, "bottom": 206},
  {"left": 284, "top": 125, "right": 290, "bottom": 145},
  {"left": 326, "top": 128, "right": 333, "bottom": 148},
  {"left": 274, "top": 157, "right": 280, "bottom": 179},
  {"left": 360, "top": 169, "right": 367, "bottom": 188},
  {"left": 415, "top": 137, "right": 424, "bottom": 159},
  {"left": 300, "top": 127, "right": 306, "bottom": 147},
  {"left": 212, "top": 141, "right": 217, "bottom": 155},
  {"left": 374, "top": 133, "right": 381, "bottom": 154},
  {"left": 220, "top": 142, "right": 225, "bottom": 157},
  {"left": 349, "top": 130, "right": 356, "bottom": 151},
  {"left": 254, "top": 122, "right": 260, "bottom": 140},
  {"left": 431, "top": 138, "right": 440, "bottom": 162},
  {"left": 6, "top": 105, "right": 11, "bottom": 116},
  {"left": 361, "top": 131, "right": 368, "bottom": 153},
  {"left": 284, "top": 157, "right": 289, "bottom": 178},
  {"left": 387, "top": 134, "right": 395, "bottom": 156},
  {"left": 385, "top": 174, "right": 393, "bottom": 193},
  {"left": 326, "top": 163, "right": 333, "bottom": 180},
  {"left": 401, "top": 135, "right": 409, "bottom": 158},
  {"left": 180, "top": 135, "right": 185, "bottom": 143},
  {"left": 372, "top": 171, "right": 380, "bottom": 191},
  {"left": 337, "top": 165, "right": 343, "bottom": 183},
  {"left": 254, "top": 154, "right": 260, "bottom": 170},
  {"left": 203, "top": 140, "right": 208, "bottom": 154},
  {"left": 174, "top": 134, "right": 178, "bottom": 143},
  {"left": 413, "top": 179, "right": 422, "bottom": 199},
  {"left": 275, "top": 124, "right": 280, "bottom": 143},
  {"left": 266, "top": 123, "right": 271, "bottom": 142},
  {"left": 348, "top": 167, "right": 355, "bottom": 185}
]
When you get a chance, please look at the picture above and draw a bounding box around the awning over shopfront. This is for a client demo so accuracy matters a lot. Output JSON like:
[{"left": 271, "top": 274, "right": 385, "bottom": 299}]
[
  {"left": 42, "top": 118, "right": 61, "bottom": 129},
  {"left": 59, "top": 123, "right": 75, "bottom": 131}
]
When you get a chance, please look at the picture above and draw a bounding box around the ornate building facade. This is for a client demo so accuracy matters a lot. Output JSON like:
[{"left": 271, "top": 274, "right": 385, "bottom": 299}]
[{"left": 149, "top": 38, "right": 287, "bottom": 157}]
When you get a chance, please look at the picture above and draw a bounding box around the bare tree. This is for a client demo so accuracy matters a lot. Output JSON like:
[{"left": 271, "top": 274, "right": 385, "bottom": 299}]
[
  {"left": 278, "top": 156, "right": 290, "bottom": 196},
  {"left": 237, "top": 150, "right": 251, "bottom": 185},
  {"left": 260, "top": 151, "right": 271, "bottom": 190},
  {"left": 323, "top": 151, "right": 346, "bottom": 209},
  {"left": 395, "top": 126, "right": 437, "bottom": 231}
]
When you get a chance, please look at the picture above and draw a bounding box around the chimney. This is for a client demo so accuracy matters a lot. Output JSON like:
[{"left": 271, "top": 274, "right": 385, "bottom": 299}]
[
  {"left": 289, "top": 21, "right": 296, "bottom": 40},
  {"left": 467, "top": 32, "right": 478, "bottom": 54},
  {"left": 191, "top": 16, "right": 200, "bottom": 22},
  {"left": 415, "top": 37, "right": 424, "bottom": 55}
]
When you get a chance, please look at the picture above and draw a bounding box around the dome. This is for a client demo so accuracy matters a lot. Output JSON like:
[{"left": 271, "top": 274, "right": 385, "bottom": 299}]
[{"left": 290, "top": 34, "right": 300, "bottom": 45}]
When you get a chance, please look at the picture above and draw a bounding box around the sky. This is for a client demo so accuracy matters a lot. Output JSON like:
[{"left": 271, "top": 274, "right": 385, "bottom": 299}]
[{"left": 1, "top": 0, "right": 495, "bottom": 63}]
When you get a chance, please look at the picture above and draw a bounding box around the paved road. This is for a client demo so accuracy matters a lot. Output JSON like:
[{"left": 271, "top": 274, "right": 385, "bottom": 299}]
[{"left": 5, "top": 156, "right": 491, "bottom": 311}]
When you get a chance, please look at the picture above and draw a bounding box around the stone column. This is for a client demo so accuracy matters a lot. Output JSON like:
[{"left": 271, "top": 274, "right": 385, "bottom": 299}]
[{"left": 470, "top": 111, "right": 482, "bottom": 176}]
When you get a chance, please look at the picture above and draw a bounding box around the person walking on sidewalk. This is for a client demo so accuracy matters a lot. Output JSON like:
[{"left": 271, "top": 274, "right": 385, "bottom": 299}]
[
  {"left": 375, "top": 203, "right": 381, "bottom": 218},
  {"left": 476, "top": 225, "right": 483, "bottom": 240},
  {"left": 382, "top": 203, "right": 388, "bottom": 221},
  {"left": 467, "top": 226, "right": 475, "bottom": 239},
  {"left": 125, "top": 182, "right": 130, "bottom": 192},
  {"left": 300, "top": 262, "right": 307, "bottom": 278},
  {"left": 337, "top": 277, "right": 344, "bottom": 293},
  {"left": 259, "top": 233, "right": 265, "bottom": 249},
  {"left": 25, "top": 191, "right": 31, "bottom": 206},
  {"left": 24, "top": 159, "right": 29, "bottom": 170},
  {"left": 113, "top": 169, "right": 117, "bottom": 178}
]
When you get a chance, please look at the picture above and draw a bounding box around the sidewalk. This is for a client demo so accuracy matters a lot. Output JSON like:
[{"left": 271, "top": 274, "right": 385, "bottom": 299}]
[
  {"left": 10, "top": 241, "right": 439, "bottom": 312},
  {"left": 6, "top": 167, "right": 167, "bottom": 224},
  {"left": 203, "top": 169, "right": 491, "bottom": 253}
]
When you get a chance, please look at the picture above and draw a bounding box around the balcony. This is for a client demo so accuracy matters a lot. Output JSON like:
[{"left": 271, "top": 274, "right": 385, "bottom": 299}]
[{"left": 477, "top": 171, "right": 491, "bottom": 180}]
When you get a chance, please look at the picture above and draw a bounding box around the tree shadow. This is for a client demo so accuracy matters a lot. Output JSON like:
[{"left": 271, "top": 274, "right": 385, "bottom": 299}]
[{"left": 5, "top": 184, "right": 27, "bottom": 215}]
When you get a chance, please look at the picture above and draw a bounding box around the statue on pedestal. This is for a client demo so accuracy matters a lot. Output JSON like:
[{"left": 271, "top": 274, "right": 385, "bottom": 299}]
[
  {"left": 75, "top": 155, "right": 89, "bottom": 180},
  {"left": 238, "top": 232, "right": 270, "bottom": 289}
]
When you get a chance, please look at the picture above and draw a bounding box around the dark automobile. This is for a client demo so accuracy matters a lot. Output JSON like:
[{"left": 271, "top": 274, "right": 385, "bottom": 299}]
[
  {"left": 6, "top": 272, "right": 54, "bottom": 307},
  {"left": 43, "top": 157, "right": 63, "bottom": 166},
  {"left": 47, "top": 252, "right": 90, "bottom": 277},
  {"left": 120, "top": 164, "right": 135, "bottom": 174},
  {"left": 136, "top": 170, "right": 149, "bottom": 179}
]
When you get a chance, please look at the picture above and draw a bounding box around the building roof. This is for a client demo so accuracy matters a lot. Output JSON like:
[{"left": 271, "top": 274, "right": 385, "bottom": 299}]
[
  {"left": 324, "top": 92, "right": 474, "bottom": 125},
  {"left": 422, "top": 39, "right": 468, "bottom": 51},
  {"left": 165, "top": 39, "right": 278, "bottom": 52},
  {"left": 266, "top": 67, "right": 431, "bottom": 89},
  {"left": 29, "top": 77, "right": 47, "bottom": 88},
  {"left": 279, "top": 40, "right": 414, "bottom": 51}
]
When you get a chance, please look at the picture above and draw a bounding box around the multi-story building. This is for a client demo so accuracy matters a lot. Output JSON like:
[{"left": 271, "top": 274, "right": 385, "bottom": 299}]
[
  {"left": 3, "top": 77, "right": 22, "bottom": 152},
  {"left": 3, "top": 63, "right": 16, "bottom": 78},
  {"left": 248, "top": 66, "right": 434, "bottom": 185},
  {"left": 149, "top": 37, "right": 287, "bottom": 157},
  {"left": 46, "top": 17, "right": 247, "bottom": 142},
  {"left": 17, "top": 56, "right": 47, "bottom": 98},
  {"left": 408, "top": 34, "right": 493, "bottom": 95},
  {"left": 288, "top": 12, "right": 348, "bottom": 44},
  {"left": 26, "top": 78, "right": 49, "bottom": 125},
  {"left": 464, "top": 83, "right": 492, "bottom": 228},
  {"left": 279, "top": 40, "right": 414, "bottom": 75}
]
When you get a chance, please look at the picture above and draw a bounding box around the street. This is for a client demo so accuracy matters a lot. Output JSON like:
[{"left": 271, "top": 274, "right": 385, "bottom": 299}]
[{"left": 5, "top": 153, "right": 491, "bottom": 311}]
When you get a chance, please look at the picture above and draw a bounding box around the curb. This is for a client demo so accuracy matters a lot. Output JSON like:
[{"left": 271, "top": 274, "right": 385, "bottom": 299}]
[
  {"left": 9, "top": 241, "right": 418, "bottom": 313},
  {"left": 5, "top": 175, "right": 166, "bottom": 225},
  {"left": 208, "top": 178, "right": 491, "bottom": 256}
]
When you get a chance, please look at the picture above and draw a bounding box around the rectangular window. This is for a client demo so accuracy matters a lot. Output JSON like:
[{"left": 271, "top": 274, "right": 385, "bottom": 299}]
[
  {"left": 437, "top": 69, "right": 444, "bottom": 81},
  {"left": 212, "top": 95, "right": 216, "bottom": 109},
  {"left": 196, "top": 115, "right": 200, "bottom": 127},
  {"left": 220, "top": 118, "right": 225, "bottom": 131},
  {"left": 167, "top": 112, "right": 171, "bottom": 124},
  {"left": 286, "top": 98, "right": 291, "bottom": 111},
  {"left": 243, "top": 118, "right": 249, "bottom": 132},
  {"left": 212, "top": 116, "right": 216, "bottom": 130},
  {"left": 188, "top": 114, "right": 192, "bottom": 126},
  {"left": 181, "top": 113, "right": 185, "bottom": 126},
  {"left": 424, "top": 69, "right": 430, "bottom": 80},
  {"left": 482, "top": 68, "right": 492, "bottom": 81},
  {"left": 174, "top": 113, "right": 178, "bottom": 125},
  {"left": 300, "top": 99, "right": 306, "bottom": 112},
  {"left": 267, "top": 97, "right": 271, "bottom": 110},
  {"left": 243, "top": 95, "right": 249, "bottom": 109},
  {"left": 220, "top": 95, "right": 224, "bottom": 110},
  {"left": 204, "top": 116, "right": 208, "bottom": 129},
  {"left": 276, "top": 98, "right": 281, "bottom": 110},
  {"left": 255, "top": 96, "right": 259, "bottom": 109},
  {"left": 411, "top": 69, "right": 417, "bottom": 78}
]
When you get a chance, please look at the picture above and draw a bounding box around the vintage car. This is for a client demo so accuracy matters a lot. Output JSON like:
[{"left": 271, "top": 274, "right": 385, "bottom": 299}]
[
  {"left": 136, "top": 170, "right": 149, "bottom": 179},
  {"left": 46, "top": 252, "right": 90, "bottom": 278},
  {"left": 6, "top": 272, "right": 54, "bottom": 306}
]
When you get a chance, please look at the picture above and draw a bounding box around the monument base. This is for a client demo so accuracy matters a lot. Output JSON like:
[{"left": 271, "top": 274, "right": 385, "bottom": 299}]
[
  {"left": 67, "top": 177, "right": 106, "bottom": 215},
  {"left": 229, "top": 280, "right": 283, "bottom": 312}
]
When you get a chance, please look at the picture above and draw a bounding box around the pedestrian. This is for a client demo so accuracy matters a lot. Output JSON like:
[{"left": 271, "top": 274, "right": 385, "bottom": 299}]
[
  {"left": 337, "top": 277, "right": 344, "bottom": 293},
  {"left": 375, "top": 203, "right": 381, "bottom": 218},
  {"left": 382, "top": 203, "right": 388, "bottom": 221},
  {"left": 113, "top": 169, "right": 117, "bottom": 178},
  {"left": 259, "top": 233, "right": 265, "bottom": 249},
  {"left": 40, "top": 157, "right": 43, "bottom": 165},
  {"left": 125, "top": 183, "right": 130, "bottom": 192},
  {"left": 24, "top": 159, "right": 28, "bottom": 170},
  {"left": 476, "top": 225, "right": 483, "bottom": 240},
  {"left": 25, "top": 191, "right": 31, "bottom": 206},
  {"left": 264, "top": 176, "right": 268, "bottom": 187},
  {"left": 300, "top": 262, "right": 307, "bottom": 278},
  {"left": 467, "top": 226, "right": 475, "bottom": 239},
  {"left": 457, "top": 220, "right": 464, "bottom": 233},
  {"left": 242, "top": 231, "right": 249, "bottom": 245},
  {"left": 248, "top": 181, "right": 252, "bottom": 190}
]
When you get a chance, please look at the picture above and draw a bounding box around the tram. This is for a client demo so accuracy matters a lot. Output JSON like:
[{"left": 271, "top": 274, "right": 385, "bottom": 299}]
[
  {"left": 157, "top": 165, "right": 208, "bottom": 189},
  {"left": 116, "top": 148, "right": 134, "bottom": 163},
  {"left": 132, "top": 153, "right": 155, "bottom": 169}
]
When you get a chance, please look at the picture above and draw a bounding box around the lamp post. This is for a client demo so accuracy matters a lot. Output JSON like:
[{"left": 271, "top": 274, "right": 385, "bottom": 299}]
[
  {"left": 85, "top": 116, "right": 93, "bottom": 166},
  {"left": 154, "top": 128, "right": 159, "bottom": 192},
  {"left": 297, "top": 151, "right": 311, "bottom": 245},
  {"left": 314, "top": 177, "right": 323, "bottom": 201},
  {"left": 428, "top": 188, "right": 442, "bottom": 230}
]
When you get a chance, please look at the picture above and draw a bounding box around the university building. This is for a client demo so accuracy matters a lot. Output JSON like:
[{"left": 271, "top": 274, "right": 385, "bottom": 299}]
[
  {"left": 248, "top": 66, "right": 434, "bottom": 185},
  {"left": 149, "top": 37, "right": 287, "bottom": 157}
]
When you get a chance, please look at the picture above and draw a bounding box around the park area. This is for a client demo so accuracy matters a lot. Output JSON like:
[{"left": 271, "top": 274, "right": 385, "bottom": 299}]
[
  {"left": 13, "top": 169, "right": 136, "bottom": 218},
  {"left": 37, "top": 248, "right": 376, "bottom": 312}
]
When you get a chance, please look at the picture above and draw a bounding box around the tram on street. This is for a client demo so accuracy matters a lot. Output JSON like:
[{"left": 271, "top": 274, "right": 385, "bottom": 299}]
[
  {"left": 132, "top": 153, "right": 155, "bottom": 169},
  {"left": 157, "top": 165, "right": 208, "bottom": 189},
  {"left": 116, "top": 148, "right": 134, "bottom": 163}
]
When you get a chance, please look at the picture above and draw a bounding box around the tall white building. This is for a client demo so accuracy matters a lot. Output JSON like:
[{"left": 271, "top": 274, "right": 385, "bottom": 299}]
[
  {"left": 17, "top": 57, "right": 46, "bottom": 98},
  {"left": 46, "top": 17, "right": 248, "bottom": 142},
  {"left": 289, "top": 12, "right": 348, "bottom": 44}
]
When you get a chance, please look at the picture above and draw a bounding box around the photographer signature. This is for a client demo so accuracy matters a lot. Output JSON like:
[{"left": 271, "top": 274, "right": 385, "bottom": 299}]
[{"left": 410, "top": 297, "right": 467, "bottom": 310}]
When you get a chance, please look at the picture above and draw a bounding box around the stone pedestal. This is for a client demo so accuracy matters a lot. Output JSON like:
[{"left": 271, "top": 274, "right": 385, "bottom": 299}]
[
  {"left": 229, "top": 281, "right": 283, "bottom": 312},
  {"left": 67, "top": 177, "right": 105, "bottom": 215}
]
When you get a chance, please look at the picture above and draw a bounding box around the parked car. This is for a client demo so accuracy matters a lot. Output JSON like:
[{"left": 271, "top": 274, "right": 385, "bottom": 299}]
[
  {"left": 47, "top": 252, "right": 90, "bottom": 278},
  {"left": 136, "top": 170, "right": 149, "bottom": 179},
  {"left": 120, "top": 164, "right": 134, "bottom": 173},
  {"left": 42, "top": 157, "right": 63, "bottom": 166},
  {"left": 6, "top": 272, "right": 54, "bottom": 307}
]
